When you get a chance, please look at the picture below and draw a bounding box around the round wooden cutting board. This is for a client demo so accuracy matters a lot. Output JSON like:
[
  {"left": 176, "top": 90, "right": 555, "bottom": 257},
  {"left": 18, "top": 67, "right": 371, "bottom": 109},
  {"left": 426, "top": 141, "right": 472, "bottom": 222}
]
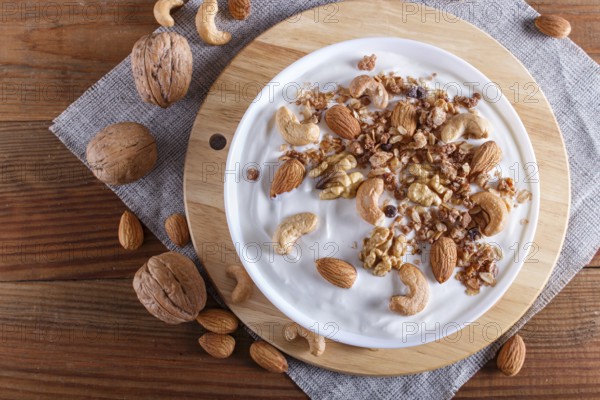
[{"left": 183, "top": 0, "right": 570, "bottom": 375}]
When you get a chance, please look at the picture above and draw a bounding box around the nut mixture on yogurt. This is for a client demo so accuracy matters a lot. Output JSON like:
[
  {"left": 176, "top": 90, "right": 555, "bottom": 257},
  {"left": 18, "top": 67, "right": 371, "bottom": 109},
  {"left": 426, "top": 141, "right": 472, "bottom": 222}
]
[{"left": 266, "top": 54, "right": 533, "bottom": 316}]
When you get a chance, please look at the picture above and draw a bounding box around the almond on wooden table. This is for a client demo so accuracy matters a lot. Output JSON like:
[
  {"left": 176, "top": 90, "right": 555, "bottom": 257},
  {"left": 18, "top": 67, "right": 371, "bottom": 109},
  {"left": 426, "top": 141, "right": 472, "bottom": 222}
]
[
  {"left": 315, "top": 258, "right": 357, "bottom": 288},
  {"left": 198, "top": 333, "right": 235, "bottom": 359},
  {"left": 118, "top": 210, "right": 144, "bottom": 250},
  {"left": 249, "top": 341, "right": 288, "bottom": 373},
  {"left": 196, "top": 309, "right": 238, "bottom": 334},
  {"left": 165, "top": 213, "right": 190, "bottom": 247},
  {"left": 497, "top": 334, "right": 526, "bottom": 376}
]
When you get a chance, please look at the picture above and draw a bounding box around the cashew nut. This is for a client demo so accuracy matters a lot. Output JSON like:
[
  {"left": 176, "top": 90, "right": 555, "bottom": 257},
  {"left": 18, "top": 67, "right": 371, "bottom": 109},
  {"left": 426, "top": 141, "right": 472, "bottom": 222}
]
[
  {"left": 389, "top": 263, "right": 430, "bottom": 316},
  {"left": 356, "top": 178, "right": 385, "bottom": 226},
  {"left": 153, "top": 0, "right": 184, "bottom": 27},
  {"left": 283, "top": 323, "right": 325, "bottom": 357},
  {"left": 226, "top": 265, "right": 253, "bottom": 304},
  {"left": 439, "top": 113, "right": 493, "bottom": 143},
  {"left": 348, "top": 75, "right": 389, "bottom": 109},
  {"left": 273, "top": 212, "right": 318, "bottom": 255},
  {"left": 470, "top": 192, "right": 508, "bottom": 236},
  {"left": 275, "top": 106, "right": 320, "bottom": 146},
  {"left": 196, "top": 0, "right": 231, "bottom": 46}
]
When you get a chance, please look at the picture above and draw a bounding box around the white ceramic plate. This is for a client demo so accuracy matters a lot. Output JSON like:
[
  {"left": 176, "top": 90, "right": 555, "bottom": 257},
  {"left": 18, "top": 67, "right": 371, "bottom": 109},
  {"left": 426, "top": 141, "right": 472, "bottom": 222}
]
[{"left": 224, "top": 38, "right": 540, "bottom": 349}]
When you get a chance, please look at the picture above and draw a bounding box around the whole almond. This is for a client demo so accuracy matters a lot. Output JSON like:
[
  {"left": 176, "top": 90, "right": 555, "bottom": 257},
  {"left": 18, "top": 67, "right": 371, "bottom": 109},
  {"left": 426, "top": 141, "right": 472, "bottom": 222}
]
[
  {"left": 249, "top": 341, "right": 289, "bottom": 373},
  {"left": 430, "top": 237, "right": 457, "bottom": 283},
  {"left": 315, "top": 258, "right": 357, "bottom": 288},
  {"left": 391, "top": 101, "right": 417, "bottom": 135},
  {"left": 325, "top": 105, "right": 361, "bottom": 140},
  {"left": 196, "top": 309, "right": 238, "bottom": 334},
  {"left": 497, "top": 334, "right": 526, "bottom": 376},
  {"left": 198, "top": 333, "right": 235, "bottom": 359},
  {"left": 470, "top": 141, "right": 502, "bottom": 177},
  {"left": 228, "top": 0, "right": 250, "bottom": 20},
  {"left": 165, "top": 213, "right": 190, "bottom": 247},
  {"left": 535, "top": 15, "right": 571, "bottom": 39},
  {"left": 270, "top": 159, "right": 305, "bottom": 198},
  {"left": 118, "top": 210, "right": 144, "bottom": 250}
]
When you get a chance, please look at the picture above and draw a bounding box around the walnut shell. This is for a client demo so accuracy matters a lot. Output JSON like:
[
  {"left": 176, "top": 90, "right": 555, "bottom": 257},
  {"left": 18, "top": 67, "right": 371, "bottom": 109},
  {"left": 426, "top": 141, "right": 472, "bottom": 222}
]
[
  {"left": 133, "top": 252, "right": 207, "bottom": 324},
  {"left": 86, "top": 122, "right": 157, "bottom": 185},
  {"left": 131, "top": 32, "right": 193, "bottom": 108}
]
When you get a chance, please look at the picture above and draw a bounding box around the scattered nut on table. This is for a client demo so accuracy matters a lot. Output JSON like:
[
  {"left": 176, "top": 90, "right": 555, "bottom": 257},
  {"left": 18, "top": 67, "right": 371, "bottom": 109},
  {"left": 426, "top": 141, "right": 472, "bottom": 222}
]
[
  {"left": 250, "top": 341, "right": 288, "bottom": 373},
  {"left": 196, "top": 0, "right": 231, "bottom": 45},
  {"left": 153, "top": 0, "right": 184, "bottom": 27},
  {"left": 131, "top": 32, "right": 193, "bottom": 108},
  {"left": 196, "top": 309, "right": 239, "bottom": 334},
  {"left": 497, "top": 334, "right": 526, "bottom": 376},
  {"left": 118, "top": 210, "right": 144, "bottom": 250},
  {"left": 164, "top": 213, "right": 190, "bottom": 247},
  {"left": 226, "top": 264, "right": 253, "bottom": 304},
  {"left": 535, "top": 15, "right": 571, "bottom": 39},
  {"left": 133, "top": 252, "right": 207, "bottom": 324},
  {"left": 228, "top": 0, "right": 251, "bottom": 20},
  {"left": 198, "top": 332, "right": 235, "bottom": 358},
  {"left": 284, "top": 323, "right": 326, "bottom": 357},
  {"left": 86, "top": 122, "right": 157, "bottom": 186}
]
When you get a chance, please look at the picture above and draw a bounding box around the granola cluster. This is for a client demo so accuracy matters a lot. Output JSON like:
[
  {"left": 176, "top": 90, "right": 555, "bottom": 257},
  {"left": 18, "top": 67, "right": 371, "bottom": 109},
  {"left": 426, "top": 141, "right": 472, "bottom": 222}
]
[{"left": 275, "top": 64, "right": 531, "bottom": 295}]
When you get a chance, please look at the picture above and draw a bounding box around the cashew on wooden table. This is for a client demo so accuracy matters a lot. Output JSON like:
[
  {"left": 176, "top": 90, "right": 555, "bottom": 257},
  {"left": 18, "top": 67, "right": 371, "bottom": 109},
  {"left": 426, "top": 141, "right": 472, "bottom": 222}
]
[
  {"left": 226, "top": 264, "right": 253, "bottom": 304},
  {"left": 284, "top": 323, "right": 326, "bottom": 357},
  {"left": 153, "top": 0, "right": 184, "bottom": 27}
]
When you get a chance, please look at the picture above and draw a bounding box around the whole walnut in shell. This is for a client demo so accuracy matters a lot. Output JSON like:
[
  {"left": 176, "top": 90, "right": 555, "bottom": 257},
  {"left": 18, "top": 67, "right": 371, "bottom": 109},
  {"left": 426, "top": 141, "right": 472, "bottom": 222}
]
[
  {"left": 86, "top": 122, "right": 157, "bottom": 185},
  {"left": 131, "top": 32, "right": 193, "bottom": 108},
  {"left": 133, "top": 252, "right": 207, "bottom": 324}
]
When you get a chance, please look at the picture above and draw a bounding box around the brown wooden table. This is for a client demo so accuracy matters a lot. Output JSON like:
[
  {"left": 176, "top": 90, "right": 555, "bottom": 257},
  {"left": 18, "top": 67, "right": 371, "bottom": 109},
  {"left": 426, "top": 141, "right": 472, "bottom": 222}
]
[{"left": 0, "top": 0, "right": 598, "bottom": 398}]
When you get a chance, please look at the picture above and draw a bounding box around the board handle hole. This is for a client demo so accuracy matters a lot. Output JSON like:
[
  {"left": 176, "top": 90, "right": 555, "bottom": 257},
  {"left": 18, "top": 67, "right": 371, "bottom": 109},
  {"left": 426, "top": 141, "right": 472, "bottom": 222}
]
[{"left": 209, "top": 134, "right": 227, "bottom": 150}]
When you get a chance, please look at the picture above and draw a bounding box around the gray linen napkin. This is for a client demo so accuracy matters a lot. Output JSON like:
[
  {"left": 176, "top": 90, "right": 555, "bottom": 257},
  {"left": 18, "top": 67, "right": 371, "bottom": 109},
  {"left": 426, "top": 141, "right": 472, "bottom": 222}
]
[{"left": 50, "top": 0, "right": 600, "bottom": 398}]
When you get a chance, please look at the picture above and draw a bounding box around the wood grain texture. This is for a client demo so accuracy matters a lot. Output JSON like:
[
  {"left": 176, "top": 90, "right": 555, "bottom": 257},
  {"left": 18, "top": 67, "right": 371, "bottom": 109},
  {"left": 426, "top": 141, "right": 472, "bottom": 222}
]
[
  {"left": 0, "top": 270, "right": 597, "bottom": 399},
  {"left": 0, "top": 121, "right": 166, "bottom": 280},
  {"left": 0, "top": 0, "right": 595, "bottom": 397},
  {"left": 0, "top": 280, "right": 305, "bottom": 399},
  {"left": 184, "top": 0, "right": 570, "bottom": 375},
  {"left": 0, "top": 0, "right": 156, "bottom": 121},
  {"left": 456, "top": 268, "right": 600, "bottom": 398}
]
